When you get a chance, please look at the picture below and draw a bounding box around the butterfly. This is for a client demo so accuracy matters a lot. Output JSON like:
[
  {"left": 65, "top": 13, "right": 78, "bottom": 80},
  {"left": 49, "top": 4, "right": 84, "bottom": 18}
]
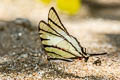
[{"left": 38, "top": 7, "right": 107, "bottom": 62}]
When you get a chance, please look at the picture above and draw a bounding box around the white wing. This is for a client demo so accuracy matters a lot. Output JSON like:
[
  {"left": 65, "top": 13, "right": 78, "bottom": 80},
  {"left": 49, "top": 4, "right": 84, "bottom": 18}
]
[{"left": 38, "top": 21, "right": 83, "bottom": 59}]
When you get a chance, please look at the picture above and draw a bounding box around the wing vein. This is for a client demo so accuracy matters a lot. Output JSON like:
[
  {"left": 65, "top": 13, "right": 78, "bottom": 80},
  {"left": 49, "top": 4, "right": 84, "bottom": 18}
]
[
  {"left": 39, "top": 28, "right": 61, "bottom": 37},
  {"left": 46, "top": 51, "right": 66, "bottom": 58},
  {"left": 43, "top": 44, "right": 78, "bottom": 57}
]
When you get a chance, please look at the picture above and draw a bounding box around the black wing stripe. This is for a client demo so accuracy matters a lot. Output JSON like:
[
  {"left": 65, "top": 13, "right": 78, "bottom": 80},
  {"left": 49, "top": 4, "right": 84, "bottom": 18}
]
[
  {"left": 72, "top": 36, "right": 85, "bottom": 56},
  {"left": 48, "top": 18, "right": 63, "bottom": 32},
  {"left": 48, "top": 7, "right": 68, "bottom": 33},
  {"left": 63, "top": 38, "right": 81, "bottom": 56},
  {"left": 46, "top": 51, "right": 66, "bottom": 58},
  {"left": 72, "top": 36, "right": 82, "bottom": 47},
  {"left": 43, "top": 44, "right": 77, "bottom": 57},
  {"left": 39, "top": 28, "right": 61, "bottom": 37},
  {"left": 48, "top": 18, "right": 70, "bottom": 35},
  {"left": 39, "top": 20, "right": 60, "bottom": 36},
  {"left": 38, "top": 33, "right": 43, "bottom": 35},
  {"left": 40, "top": 37, "right": 50, "bottom": 41}
]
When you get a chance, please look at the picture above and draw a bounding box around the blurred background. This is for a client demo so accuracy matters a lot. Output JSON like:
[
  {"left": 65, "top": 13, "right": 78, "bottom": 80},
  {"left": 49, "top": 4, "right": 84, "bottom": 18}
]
[
  {"left": 0, "top": 0, "right": 120, "bottom": 25},
  {"left": 0, "top": 0, "right": 120, "bottom": 79}
]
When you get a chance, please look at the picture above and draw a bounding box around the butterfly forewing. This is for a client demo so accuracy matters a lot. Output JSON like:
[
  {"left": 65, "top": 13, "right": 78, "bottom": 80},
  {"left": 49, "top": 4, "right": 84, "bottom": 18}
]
[
  {"left": 48, "top": 7, "right": 84, "bottom": 56},
  {"left": 48, "top": 7, "right": 68, "bottom": 33}
]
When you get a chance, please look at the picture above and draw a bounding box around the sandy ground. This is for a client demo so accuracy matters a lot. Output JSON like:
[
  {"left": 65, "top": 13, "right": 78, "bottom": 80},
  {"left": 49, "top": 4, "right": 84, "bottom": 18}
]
[{"left": 0, "top": 0, "right": 120, "bottom": 80}]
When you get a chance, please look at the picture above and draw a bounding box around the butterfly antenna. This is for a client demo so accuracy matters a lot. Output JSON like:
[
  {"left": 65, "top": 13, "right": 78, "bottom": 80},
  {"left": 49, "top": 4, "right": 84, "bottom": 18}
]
[{"left": 89, "top": 52, "right": 107, "bottom": 57}]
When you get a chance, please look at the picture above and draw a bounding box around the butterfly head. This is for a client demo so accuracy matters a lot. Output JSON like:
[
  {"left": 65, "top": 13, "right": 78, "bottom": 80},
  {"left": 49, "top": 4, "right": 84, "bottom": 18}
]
[
  {"left": 81, "top": 47, "right": 90, "bottom": 62},
  {"left": 81, "top": 47, "right": 107, "bottom": 62}
]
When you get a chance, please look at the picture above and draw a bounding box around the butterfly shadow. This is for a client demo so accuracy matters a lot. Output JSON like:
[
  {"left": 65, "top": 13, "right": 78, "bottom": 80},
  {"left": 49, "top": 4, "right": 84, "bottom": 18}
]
[
  {"left": 41, "top": 61, "right": 109, "bottom": 79},
  {"left": 0, "top": 54, "right": 83, "bottom": 79},
  {"left": 0, "top": 53, "right": 109, "bottom": 80}
]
